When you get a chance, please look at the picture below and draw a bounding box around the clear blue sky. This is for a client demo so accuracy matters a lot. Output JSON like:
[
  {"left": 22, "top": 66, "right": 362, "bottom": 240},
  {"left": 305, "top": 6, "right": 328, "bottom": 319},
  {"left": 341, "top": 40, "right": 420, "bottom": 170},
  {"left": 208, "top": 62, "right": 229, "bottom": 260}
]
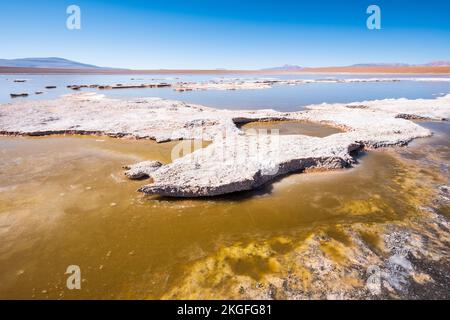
[{"left": 1, "top": 0, "right": 449, "bottom": 69}]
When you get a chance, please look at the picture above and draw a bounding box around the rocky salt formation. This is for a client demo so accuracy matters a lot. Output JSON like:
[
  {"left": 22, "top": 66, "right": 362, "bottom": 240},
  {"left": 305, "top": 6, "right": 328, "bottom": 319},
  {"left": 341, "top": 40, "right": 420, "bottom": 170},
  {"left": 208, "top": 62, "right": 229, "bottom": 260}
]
[
  {"left": 170, "top": 77, "right": 450, "bottom": 92},
  {"left": 123, "top": 160, "right": 163, "bottom": 180},
  {"left": 158, "top": 77, "right": 450, "bottom": 92},
  {"left": 162, "top": 212, "right": 450, "bottom": 299},
  {"left": 173, "top": 80, "right": 272, "bottom": 91},
  {"left": 172, "top": 77, "right": 450, "bottom": 92},
  {"left": 63, "top": 77, "right": 450, "bottom": 93},
  {"left": 9, "top": 93, "right": 29, "bottom": 98},
  {"left": 1, "top": 92, "right": 449, "bottom": 197},
  {"left": 67, "top": 83, "right": 172, "bottom": 91}
]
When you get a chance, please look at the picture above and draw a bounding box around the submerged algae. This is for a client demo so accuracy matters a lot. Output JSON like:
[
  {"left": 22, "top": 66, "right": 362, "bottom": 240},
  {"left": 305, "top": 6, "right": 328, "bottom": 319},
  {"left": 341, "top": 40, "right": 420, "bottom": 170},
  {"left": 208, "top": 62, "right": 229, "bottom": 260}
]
[{"left": 0, "top": 120, "right": 449, "bottom": 299}]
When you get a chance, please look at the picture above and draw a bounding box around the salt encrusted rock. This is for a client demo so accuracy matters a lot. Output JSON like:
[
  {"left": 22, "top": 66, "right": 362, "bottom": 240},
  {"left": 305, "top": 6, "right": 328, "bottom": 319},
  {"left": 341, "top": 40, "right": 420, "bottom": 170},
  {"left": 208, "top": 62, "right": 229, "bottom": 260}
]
[
  {"left": 123, "top": 160, "right": 163, "bottom": 180},
  {"left": 173, "top": 81, "right": 272, "bottom": 91},
  {"left": 164, "top": 77, "right": 450, "bottom": 92},
  {"left": 10, "top": 93, "right": 28, "bottom": 98},
  {"left": 1, "top": 92, "right": 449, "bottom": 197},
  {"left": 138, "top": 134, "right": 360, "bottom": 197},
  {"left": 52, "top": 77, "right": 450, "bottom": 93},
  {"left": 437, "top": 185, "right": 450, "bottom": 205}
]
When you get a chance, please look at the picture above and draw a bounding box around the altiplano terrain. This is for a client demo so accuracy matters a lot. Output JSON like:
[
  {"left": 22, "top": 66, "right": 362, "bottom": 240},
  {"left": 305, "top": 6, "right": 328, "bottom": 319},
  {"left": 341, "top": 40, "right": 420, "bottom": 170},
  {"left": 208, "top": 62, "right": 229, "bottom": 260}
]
[{"left": 1, "top": 92, "right": 449, "bottom": 197}]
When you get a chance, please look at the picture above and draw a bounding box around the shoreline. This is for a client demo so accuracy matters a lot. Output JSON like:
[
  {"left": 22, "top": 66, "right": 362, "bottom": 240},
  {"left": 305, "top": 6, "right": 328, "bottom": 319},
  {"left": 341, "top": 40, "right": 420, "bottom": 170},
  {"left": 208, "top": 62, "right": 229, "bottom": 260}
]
[
  {"left": 1, "top": 129, "right": 448, "bottom": 299},
  {"left": 0, "top": 96, "right": 449, "bottom": 299},
  {"left": 1, "top": 92, "right": 449, "bottom": 197},
  {"left": 1, "top": 66, "right": 450, "bottom": 75}
]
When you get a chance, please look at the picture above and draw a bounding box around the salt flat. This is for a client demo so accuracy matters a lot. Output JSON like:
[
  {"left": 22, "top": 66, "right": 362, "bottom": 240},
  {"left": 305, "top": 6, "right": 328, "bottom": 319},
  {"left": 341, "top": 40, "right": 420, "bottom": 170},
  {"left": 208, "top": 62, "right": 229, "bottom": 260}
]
[{"left": 1, "top": 92, "right": 449, "bottom": 197}]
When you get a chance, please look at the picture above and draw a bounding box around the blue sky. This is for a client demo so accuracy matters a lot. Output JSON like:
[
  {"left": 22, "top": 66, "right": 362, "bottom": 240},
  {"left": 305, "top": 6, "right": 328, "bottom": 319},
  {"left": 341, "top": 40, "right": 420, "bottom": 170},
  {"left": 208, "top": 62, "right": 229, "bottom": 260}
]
[{"left": 0, "top": 0, "right": 449, "bottom": 69}]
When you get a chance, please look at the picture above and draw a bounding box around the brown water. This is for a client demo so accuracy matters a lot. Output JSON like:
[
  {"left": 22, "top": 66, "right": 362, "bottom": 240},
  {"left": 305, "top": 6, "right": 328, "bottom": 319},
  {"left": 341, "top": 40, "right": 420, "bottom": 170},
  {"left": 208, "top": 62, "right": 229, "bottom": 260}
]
[
  {"left": 240, "top": 120, "right": 343, "bottom": 137},
  {"left": 0, "top": 122, "right": 448, "bottom": 299}
]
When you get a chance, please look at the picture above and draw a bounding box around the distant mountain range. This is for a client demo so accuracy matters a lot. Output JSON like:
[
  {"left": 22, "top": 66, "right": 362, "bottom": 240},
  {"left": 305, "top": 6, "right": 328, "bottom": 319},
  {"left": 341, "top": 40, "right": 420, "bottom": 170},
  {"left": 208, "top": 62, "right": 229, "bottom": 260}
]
[
  {"left": 422, "top": 60, "right": 450, "bottom": 66},
  {"left": 0, "top": 57, "right": 104, "bottom": 69},
  {"left": 350, "top": 63, "right": 411, "bottom": 67},
  {"left": 350, "top": 61, "right": 450, "bottom": 67},
  {"left": 0, "top": 57, "right": 449, "bottom": 71},
  {"left": 263, "top": 61, "right": 450, "bottom": 71},
  {"left": 262, "top": 64, "right": 303, "bottom": 71}
]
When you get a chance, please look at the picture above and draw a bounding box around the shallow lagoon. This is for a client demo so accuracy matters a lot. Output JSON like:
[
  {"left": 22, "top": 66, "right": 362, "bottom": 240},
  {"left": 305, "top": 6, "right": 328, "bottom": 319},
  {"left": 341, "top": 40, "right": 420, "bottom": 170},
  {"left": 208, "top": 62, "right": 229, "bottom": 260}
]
[
  {"left": 0, "top": 74, "right": 449, "bottom": 298},
  {"left": 2, "top": 74, "right": 450, "bottom": 110},
  {"left": 0, "top": 120, "right": 448, "bottom": 299}
]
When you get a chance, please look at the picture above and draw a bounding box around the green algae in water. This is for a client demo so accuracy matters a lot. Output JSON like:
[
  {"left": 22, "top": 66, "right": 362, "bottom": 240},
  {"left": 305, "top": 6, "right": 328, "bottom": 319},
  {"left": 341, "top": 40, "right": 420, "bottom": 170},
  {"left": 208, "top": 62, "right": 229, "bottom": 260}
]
[
  {"left": 359, "top": 230, "right": 383, "bottom": 255},
  {"left": 325, "top": 226, "right": 353, "bottom": 247},
  {"left": 0, "top": 123, "right": 448, "bottom": 299}
]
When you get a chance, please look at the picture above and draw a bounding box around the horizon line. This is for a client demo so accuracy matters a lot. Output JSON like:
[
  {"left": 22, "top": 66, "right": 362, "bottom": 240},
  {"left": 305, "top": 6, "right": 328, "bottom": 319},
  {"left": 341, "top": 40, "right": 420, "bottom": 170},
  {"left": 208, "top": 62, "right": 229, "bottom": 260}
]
[{"left": 1, "top": 65, "right": 450, "bottom": 75}]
